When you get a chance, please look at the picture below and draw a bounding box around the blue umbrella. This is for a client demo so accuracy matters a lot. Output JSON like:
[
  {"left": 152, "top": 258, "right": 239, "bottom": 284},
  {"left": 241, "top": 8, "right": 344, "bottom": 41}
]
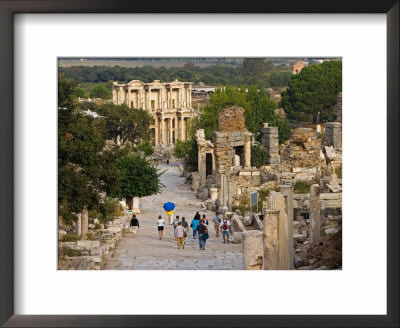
[{"left": 163, "top": 202, "right": 175, "bottom": 212}]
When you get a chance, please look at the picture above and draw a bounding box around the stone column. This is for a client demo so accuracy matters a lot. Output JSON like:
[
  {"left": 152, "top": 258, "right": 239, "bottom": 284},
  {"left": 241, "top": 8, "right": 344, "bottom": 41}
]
[
  {"left": 76, "top": 213, "right": 82, "bottom": 237},
  {"left": 188, "top": 85, "right": 192, "bottom": 107},
  {"left": 242, "top": 230, "right": 264, "bottom": 270},
  {"left": 198, "top": 143, "right": 207, "bottom": 187},
  {"left": 279, "top": 185, "right": 294, "bottom": 269},
  {"left": 81, "top": 207, "right": 88, "bottom": 240},
  {"left": 161, "top": 118, "right": 166, "bottom": 145},
  {"left": 227, "top": 178, "right": 232, "bottom": 212},
  {"left": 154, "top": 119, "right": 159, "bottom": 146},
  {"left": 180, "top": 117, "right": 184, "bottom": 141},
  {"left": 244, "top": 132, "right": 252, "bottom": 168},
  {"left": 266, "top": 191, "right": 290, "bottom": 270},
  {"left": 309, "top": 184, "right": 321, "bottom": 243},
  {"left": 126, "top": 87, "right": 131, "bottom": 107},
  {"left": 178, "top": 88, "right": 181, "bottom": 108},
  {"left": 169, "top": 118, "right": 173, "bottom": 145},
  {"left": 263, "top": 209, "right": 280, "bottom": 270},
  {"left": 132, "top": 197, "right": 140, "bottom": 214},
  {"left": 147, "top": 88, "right": 151, "bottom": 110},
  {"left": 222, "top": 174, "right": 228, "bottom": 209}
]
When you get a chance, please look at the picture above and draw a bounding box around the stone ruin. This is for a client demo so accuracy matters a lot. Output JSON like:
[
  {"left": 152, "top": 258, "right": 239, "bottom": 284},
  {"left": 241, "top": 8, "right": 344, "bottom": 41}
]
[{"left": 186, "top": 104, "right": 343, "bottom": 270}]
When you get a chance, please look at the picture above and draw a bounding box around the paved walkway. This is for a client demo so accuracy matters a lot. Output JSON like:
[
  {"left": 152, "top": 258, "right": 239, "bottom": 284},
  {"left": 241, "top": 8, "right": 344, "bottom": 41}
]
[{"left": 103, "top": 162, "right": 243, "bottom": 270}]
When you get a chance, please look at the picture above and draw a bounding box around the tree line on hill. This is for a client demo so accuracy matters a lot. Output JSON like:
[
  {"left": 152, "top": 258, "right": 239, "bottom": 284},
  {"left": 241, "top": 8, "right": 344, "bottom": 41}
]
[{"left": 59, "top": 58, "right": 293, "bottom": 88}]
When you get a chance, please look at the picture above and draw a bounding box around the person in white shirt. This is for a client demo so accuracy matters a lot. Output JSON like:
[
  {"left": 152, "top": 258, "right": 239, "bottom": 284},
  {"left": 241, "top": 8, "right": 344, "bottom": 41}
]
[
  {"left": 157, "top": 215, "right": 165, "bottom": 240},
  {"left": 220, "top": 217, "right": 231, "bottom": 243}
]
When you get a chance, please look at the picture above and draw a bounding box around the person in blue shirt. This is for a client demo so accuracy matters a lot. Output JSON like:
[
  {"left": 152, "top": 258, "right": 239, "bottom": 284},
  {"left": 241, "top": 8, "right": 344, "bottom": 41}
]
[{"left": 190, "top": 215, "right": 200, "bottom": 239}]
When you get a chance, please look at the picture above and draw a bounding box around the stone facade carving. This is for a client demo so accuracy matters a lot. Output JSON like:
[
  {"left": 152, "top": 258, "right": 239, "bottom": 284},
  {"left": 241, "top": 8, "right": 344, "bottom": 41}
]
[{"left": 112, "top": 79, "right": 196, "bottom": 146}]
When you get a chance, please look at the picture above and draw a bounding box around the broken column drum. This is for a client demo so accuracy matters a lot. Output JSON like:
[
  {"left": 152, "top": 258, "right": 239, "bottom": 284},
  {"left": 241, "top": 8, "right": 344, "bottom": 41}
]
[
  {"left": 309, "top": 184, "right": 321, "bottom": 243},
  {"left": 242, "top": 230, "right": 264, "bottom": 270},
  {"left": 263, "top": 209, "right": 280, "bottom": 270}
]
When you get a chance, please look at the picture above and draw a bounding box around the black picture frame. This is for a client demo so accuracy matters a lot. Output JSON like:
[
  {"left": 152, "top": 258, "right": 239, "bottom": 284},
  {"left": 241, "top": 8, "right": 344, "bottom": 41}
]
[{"left": 0, "top": 1, "right": 398, "bottom": 327}]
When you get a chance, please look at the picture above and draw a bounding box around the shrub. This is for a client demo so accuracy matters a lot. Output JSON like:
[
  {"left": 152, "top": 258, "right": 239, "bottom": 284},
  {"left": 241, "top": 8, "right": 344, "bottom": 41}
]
[
  {"left": 87, "top": 231, "right": 95, "bottom": 241},
  {"left": 60, "top": 246, "right": 82, "bottom": 257},
  {"left": 294, "top": 181, "right": 311, "bottom": 194},
  {"left": 89, "top": 210, "right": 101, "bottom": 219},
  {"left": 251, "top": 145, "right": 269, "bottom": 168},
  {"left": 135, "top": 141, "right": 154, "bottom": 156},
  {"left": 257, "top": 187, "right": 279, "bottom": 210},
  {"left": 60, "top": 234, "right": 80, "bottom": 242}
]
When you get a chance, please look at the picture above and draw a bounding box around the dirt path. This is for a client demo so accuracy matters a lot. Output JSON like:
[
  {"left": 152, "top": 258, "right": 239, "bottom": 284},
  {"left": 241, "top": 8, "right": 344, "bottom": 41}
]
[{"left": 103, "top": 162, "right": 243, "bottom": 270}]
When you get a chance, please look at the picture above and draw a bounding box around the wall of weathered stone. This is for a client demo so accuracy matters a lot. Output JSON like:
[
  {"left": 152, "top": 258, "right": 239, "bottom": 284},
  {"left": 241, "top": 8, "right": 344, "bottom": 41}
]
[{"left": 323, "top": 122, "right": 342, "bottom": 151}]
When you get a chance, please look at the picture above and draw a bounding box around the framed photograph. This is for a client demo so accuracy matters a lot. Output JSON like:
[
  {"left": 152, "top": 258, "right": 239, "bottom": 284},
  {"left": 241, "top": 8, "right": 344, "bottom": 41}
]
[{"left": 0, "top": 1, "right": 398, "bottom": 327}]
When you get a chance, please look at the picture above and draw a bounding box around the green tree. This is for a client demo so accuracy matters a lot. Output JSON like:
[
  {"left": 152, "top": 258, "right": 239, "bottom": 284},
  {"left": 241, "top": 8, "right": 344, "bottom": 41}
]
[
  {"left": 251, "top": 145, "right": 269, "bottom": 168},
  {"left": 173, "top": 139, "right": 191, "bottom": 159},
  {"left": 89, "top": 84, "right": 111, "bottom": 99},
  {"left": 135, "top": 141, "right": 154, "bottom": 156},
  {"left": 73, "top": 87, "right": 86, "bottom": 98},
  {"left": 243, "top": 58, "right": 267, "bottom": 86},
  {"left": 280, "top": 60, "right": 342, "bottom": 123},
  {"left": 196, "top": 85, "right": 290, "bottom": 144},
  {"left": 58, "top": 75, "right": 126, "bottom": 222},
  {"left": 96, "top": 103, "right": 152, "bottom": 145},
  {"left": 116, "top": 154, "right": 163, "bottom": 209}
]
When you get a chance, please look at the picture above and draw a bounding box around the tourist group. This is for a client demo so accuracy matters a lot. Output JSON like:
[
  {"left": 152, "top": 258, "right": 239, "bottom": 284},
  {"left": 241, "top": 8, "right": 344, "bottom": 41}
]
[{"left": 129, "top": 211, "right": 232, "bottom": 250}]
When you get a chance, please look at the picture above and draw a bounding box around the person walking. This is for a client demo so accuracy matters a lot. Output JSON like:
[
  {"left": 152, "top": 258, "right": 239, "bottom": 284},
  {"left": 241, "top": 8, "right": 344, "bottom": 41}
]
[
  {"left": 130, "top": 214, "right": 139, "bottom": 238},
  {"left": 196, "top": 219, "right": 209, "bottom": 250},
  {"left": 172, "top": 215, "right": 180, "bottom": 240},
  {"left": 172, "top": 216, "right": 180, "bottom": 230},
  {"left": 212, "top": 212, "right": 221, "bottom": 237},
  {"left": 157, "top": 215, "right": 165, "bottom": 240},
  {"left": 190, "top": 215, "right": 200, "bottom": 239},
  {"left": 202, "top": 214, "right": 209, "bottom": 226},
  {"left": 181, "top": 217, "right": 189, "bottom": 234},
  {"left": 193, "top": 211, "right": 201, "bottom": 221},
  {"left": 174, "top": 222, "right": 186, "bottom": 249},
  {"left": 220, "top": 217, "right": 231, "bottom": 243}
]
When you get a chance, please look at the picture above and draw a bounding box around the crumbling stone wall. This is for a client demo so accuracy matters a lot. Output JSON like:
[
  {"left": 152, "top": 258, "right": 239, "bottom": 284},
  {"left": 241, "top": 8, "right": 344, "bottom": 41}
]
[
  {"left": 323, "top": 122, "right": 342, "bottom": 151},
  {"left": 218, "top": 106, "right": 248, "bottom": 132}
]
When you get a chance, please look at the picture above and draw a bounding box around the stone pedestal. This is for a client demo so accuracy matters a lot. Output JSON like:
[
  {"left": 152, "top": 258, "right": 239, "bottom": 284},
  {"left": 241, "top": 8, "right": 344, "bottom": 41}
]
[
  {"left": 81, "top": 207, "right": 88, "bottom": 240},
  {"left": 279, "top": 185, "right": 294, "bottom": 269},
  {"left": 264, "top": 209, "right": 280, "bottom": 270},
  {"left": 210, "top": 188, "right": 218, "bottom": 201},
  {"left": 242, "top": 230, "right": 264, "bottom": 270},
  {"left": 309, "top": 184, "right": 321, "bottom": 243},
  {"left": 132, "top": 197, "right": 140, "bottom": 214}
]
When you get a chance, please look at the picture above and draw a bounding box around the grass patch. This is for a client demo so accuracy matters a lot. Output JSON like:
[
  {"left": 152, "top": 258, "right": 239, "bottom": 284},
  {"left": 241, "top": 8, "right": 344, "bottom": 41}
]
[
  {"left": 60, "top": 246, "right": 82, "bottom": 257},
  {"left": 335, "top": 165, "right": 342, "bottom": 179},
  {"left": 294, "top": 181, "right": 311, "bottom": 194},
  {"left": 60, "top": 234, "right": 80, "bottom": 242}
]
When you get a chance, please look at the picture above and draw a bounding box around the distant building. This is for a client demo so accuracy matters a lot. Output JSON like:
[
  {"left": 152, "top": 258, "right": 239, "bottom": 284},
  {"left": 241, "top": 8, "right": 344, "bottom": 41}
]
[
  {"left": 292, "top": 61, "right": 308, "bottom": 74},
  {"left": 112, "top": 79, "right": 196, "bottom": 146}
]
